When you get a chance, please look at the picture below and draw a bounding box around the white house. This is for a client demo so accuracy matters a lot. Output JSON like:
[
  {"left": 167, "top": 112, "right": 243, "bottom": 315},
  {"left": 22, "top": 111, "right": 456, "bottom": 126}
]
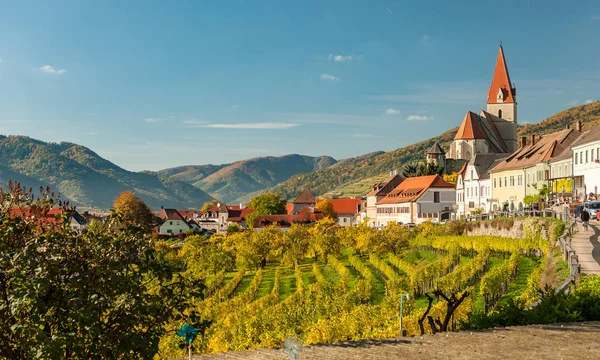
[
  {"left": 156, "top": 208, "right": 191, "bottom": 236},
  {"left": 365, "top": 173, "right": 404, "bottom": 227},
  {"left": 572, "top": 123, "right": 600, "bottom": 199},
  {"left": 456, "top": 154, "right": 506, "bottom": 217},
  {"left": 375, "top": 175, "right": 455, "bottom": 226}
]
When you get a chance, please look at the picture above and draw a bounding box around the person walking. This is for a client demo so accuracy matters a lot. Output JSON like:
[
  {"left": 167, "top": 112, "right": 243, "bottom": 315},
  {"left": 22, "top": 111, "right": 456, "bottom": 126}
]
[{"left": 581, "top": 209, "right": 590, "bottom": 231}]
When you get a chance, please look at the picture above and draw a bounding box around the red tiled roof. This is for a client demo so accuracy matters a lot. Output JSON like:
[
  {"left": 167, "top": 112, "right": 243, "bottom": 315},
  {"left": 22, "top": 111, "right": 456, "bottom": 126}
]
[
  {"left": 487, "top": 45, "right": 516, "bottom": 104},
  {"left": 8, "top": 207, "right": 78, "bottom": 227},
  {"left": 316, "top": 198, "right": 361, "bottom": 215},
  {"left": 178, "top": 210, "right": 197, "bottom": 220},
  {"left": 252, "top": 207, "right": 324, "bottom": 228},
  {"left": 227, "top": 207, "right": 255, "bottom": 222},
  {"left": 293, "top": 189, "right": 316, "bottom": 204},
  {"left": 376, "top": 175, "right": 454, "bottom": 205},
  {"left": 454, "top": 111, "right": 509, "bottom": 153}
]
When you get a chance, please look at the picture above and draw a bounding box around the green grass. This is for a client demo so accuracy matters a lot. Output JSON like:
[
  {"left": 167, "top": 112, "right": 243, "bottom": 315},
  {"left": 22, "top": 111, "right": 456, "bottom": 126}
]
[
  {"left": 279, "top": 272, "right": 297, "bottom": 301},
  {"left": 256, "top": 264, "right": 277, "bottom": 298},
  {"left": 233, "top": 272, "right": 255, "bottom": 297},
  {"left": 369, "top": 264, "right": 387, "bottom": 305},
  {"left": 321, "top": 264, "right": 341, "bottom": 284},
  {"left": 497, "top": 257, "right": 539, "bottom": 307},
  {"left": 552, "top": 248, "right": 571, "bottom": 286}
]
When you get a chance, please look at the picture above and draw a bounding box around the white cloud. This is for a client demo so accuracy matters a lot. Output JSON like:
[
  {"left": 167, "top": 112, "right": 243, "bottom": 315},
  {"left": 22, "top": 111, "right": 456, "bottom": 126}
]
[
  {"left": 85, "top": 131, "right": 98, "bottom": 136},
  {"left": 320, "top": 73, "right": 341, "bottom": 81},
  {"left": 188, "top": 122, "right": 300, "bottom": 129},
  {"left": 385, "top": 108, "right": 400, "bottom": 115},
  {"left": 232, "top": 104, "right": 240, "bottom": 109},
  {"left": 38, "top": 65, "right": 66, "bottom": 74},
  {"left": 585, "top": 99, "right": 594, "bottom": 104},
  {"left": 0, "top": 58, "right": 3, "bottom": 64},
  {"left": 407, "top": 115, "right": 434, "bottom": 121},
  {"left": 328, "top": 54, "right": 353, "bottom": 62},
  {"left": 570, "top": 100, "right": 580, "bottom": 106},
  {"left": 145, "top": 118, "right": 162, "bottom": 123}
]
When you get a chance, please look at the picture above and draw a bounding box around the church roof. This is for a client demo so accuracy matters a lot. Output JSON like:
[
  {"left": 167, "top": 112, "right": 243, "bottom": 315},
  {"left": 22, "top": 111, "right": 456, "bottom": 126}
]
[
  {"left": 426, "top": 142, "right": 445, "bottom": 155},
  {"left": 293, "top": 189, "right": 316, "bottom": 204},
  {"left": 454, "top": 111, "right": 510, "bottom": 153},
  {"left": 470, "top": 153, "right": 508, "bottom": 180},
  {"left": 487, "top": 45, "right": 516, "bottom": 104}
]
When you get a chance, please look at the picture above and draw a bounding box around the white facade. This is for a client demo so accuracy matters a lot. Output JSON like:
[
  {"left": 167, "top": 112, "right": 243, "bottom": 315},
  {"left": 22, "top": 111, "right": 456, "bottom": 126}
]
[
  {"left": 573, "top": 141, "right": 600, "bottom": 196},
  {"left": 456, "top": 168, "right": 493, "bottom": 217},
  {"left": 158, "top": 219, "right": 190, "bottom": 236},
  {"left": 375, "top": 188, "right": 455, "bottom": 227}
]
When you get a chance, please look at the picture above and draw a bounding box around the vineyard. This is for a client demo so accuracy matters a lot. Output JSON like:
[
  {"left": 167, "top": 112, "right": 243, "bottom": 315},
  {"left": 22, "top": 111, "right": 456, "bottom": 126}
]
[{"left": 155, "top": 219, "right": 568, "bottom": 358}]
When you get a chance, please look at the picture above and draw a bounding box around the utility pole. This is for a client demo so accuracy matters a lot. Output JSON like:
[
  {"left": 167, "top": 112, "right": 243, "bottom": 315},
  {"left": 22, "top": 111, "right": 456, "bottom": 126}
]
[{"left": 399, "top": 293, "right": 410, "bottom": 337}]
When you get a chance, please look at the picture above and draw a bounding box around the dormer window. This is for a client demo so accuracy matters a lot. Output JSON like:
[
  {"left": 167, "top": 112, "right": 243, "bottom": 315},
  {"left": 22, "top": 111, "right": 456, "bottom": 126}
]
[{"left": 497, "top": 88, "right": 504, "bottom": 103}]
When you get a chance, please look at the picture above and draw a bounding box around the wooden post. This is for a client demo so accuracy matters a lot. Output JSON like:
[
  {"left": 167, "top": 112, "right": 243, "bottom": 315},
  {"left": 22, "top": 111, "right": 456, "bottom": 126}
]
[{"left": 188, "top": 343, "right": 192, "bottom": 360}]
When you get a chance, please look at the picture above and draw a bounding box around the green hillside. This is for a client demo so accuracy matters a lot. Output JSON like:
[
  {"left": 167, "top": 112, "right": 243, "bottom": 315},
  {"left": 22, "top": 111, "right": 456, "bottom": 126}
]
[
  {"left": 0, "top": 135, "right": 213, "bottom": 210},
  {"left": 159, "top": 154, "right": 337, "bottom": 203}
]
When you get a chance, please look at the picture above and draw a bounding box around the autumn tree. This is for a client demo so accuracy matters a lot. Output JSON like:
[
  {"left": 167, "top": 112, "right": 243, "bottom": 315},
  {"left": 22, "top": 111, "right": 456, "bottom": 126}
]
[
  {"left": 181, "top": 235, "right": 235, "bottom": 276},
  {"left": 309, "top": 217, "right": 341, "bottom": 262},
  {"left": 352, "top": 224, "right": 379, "bottom": 255},
  {"left": 0, "top": 183, "right": 198, "bottom": 359},
  {"left": 316, "top": 199, "right": 337, "bottom": 220},
  {"left": 201, "top": 199, "right": 219, "bottom": 211},
  {"left": 246, "top": 193, "right": 288, "bottom": 227},
  {"left": 112, "top": 191, "right": 155, "bottom": 233},
  {"left": 235, "top": 225, "right": 282, "bottom": 269},
  {"left": 281, "top": 223, "right": 311, "bottom": 267},
  {"left": 378, "top": 222, "right": 413, "bottom": 254},
  {"left": 443, "top": 172, "right": 458, "bottom": 185}
]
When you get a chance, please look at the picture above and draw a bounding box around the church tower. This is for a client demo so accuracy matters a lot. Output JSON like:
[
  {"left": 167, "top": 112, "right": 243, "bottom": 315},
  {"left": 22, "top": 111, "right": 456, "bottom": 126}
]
[{"left": 487, "top": 44, "right": 518, "bottom": 152}]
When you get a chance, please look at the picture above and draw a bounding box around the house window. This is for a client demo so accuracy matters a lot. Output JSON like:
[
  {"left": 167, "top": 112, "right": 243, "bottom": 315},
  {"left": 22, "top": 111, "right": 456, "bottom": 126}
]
[
  {"left": 558, "top": 166, "right": 562, "bottom": 177},
  {"left": 470, "top": 170, "right": 474, "bottom": 180},
  {"left": 580, "top": 152, "right": 583, "bottom": 165},
  {"left": 575, "top": 153, "right": 578, "bottom": 165},
  {"left": 494, "top": 178, "right": 497, "bottom": 188},
  {"left": 167, "top": 229, "right": 172, "bottom": 233},
  {"left": 170, "top": 221, "right": 173, "bottom": 225},
  {"left": 498, "top": 109, "right": 503, "bottom": 118},
  {"left": 551, "top": 167, "right": 554, "bottom": 178},
  {"left": 532, "top": 173, "right": 536, "bottom": 183},
  {"left": 586, "top": 150, "right": 589, "bottom": 163},
  {"left": 343, "top": 218, "right": 347, "bottom": 223},
  {"left": 564, "top": 164, "right": 568, "bottom": 176},
  {"left": 504, "top": 177, "right": 507, "bottom": 187},
  {"left": 469, "top": 201, "right": 475, "bottom": 209},
  {"left": 434, "top": 191, "right": 440, "bottom": 203},
  {"left": 597, "top": 148, "right": 599, "bottom": 161},
  {"left": 510, "top": 176, "right": 514, "bottom": 186}
]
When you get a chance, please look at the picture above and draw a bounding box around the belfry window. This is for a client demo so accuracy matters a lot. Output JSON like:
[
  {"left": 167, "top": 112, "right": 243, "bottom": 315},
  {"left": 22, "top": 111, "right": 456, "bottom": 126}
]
[{"left": 498, "top": 109, "right": 503, "bottom": 118}]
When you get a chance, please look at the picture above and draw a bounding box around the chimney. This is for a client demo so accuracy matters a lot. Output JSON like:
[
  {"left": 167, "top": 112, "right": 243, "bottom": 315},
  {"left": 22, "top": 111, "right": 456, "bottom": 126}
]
[
  {"left": 576, "top": 121, "right": 582, "bottom": 132},
  {"left": 521, "top": 136, "right": 527, "bottom": 148},
  {"left": 160, "top": 206, "right": 164, "bottom": 210},
  {"left": 566, "top": 124, "right": 570, "bottom": 130},
  {"left": 530, "top": 134, "right": 536, "bottom": 146},
  {"left": 240, "top": 203, "right": 245, "bottom": 210}
]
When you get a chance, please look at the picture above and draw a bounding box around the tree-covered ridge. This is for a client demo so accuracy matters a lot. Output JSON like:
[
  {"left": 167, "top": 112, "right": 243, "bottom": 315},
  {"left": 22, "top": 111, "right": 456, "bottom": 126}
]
[
  {"left": 269, "top": 128, "right": 458, "bottom": 200},
  {"left": 159, "top": 154, "right": 338, "bottom": 203},
  {"left": 0, "top": 135, "right": 213, "bottom": 210},
  {"left": 270, "top": 102, "right": 600, "bottom": 200}
]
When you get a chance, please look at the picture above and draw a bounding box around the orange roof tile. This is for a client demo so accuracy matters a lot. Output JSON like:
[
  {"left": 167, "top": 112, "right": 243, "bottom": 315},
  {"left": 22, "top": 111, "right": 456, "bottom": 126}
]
[
  {"left": 487, "top": 45, "right": 516, "bottom": 104},
  {"left": 316, "top": 198, "right": 361, "bottom": 215},
  {"left": 377, "top": 175, "right": 454, "bottom": 205},
  {"left": 454, "top": 111, "right": 487, "bottom": 140}
]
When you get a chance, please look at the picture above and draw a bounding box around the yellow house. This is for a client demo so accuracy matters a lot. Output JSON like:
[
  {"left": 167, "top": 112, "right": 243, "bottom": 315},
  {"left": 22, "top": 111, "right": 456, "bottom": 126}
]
[{"left": 490, "top": 129, "right": 581, "bottom": 211}]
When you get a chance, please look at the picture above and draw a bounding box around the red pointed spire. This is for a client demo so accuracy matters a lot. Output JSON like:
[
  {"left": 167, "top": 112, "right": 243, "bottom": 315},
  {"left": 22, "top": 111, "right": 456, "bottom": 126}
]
[{"left": 487, "top": 45, "right": 516, "bottom": 104}]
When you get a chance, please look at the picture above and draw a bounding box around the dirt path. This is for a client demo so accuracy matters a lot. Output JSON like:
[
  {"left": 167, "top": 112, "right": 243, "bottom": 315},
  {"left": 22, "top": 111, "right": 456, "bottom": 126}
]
[
  {"left": 573, "top": 220, "right": 600, "bottom": 275},
  {"left": 193, "top": 322, "right": 600, "bottom": 359}
]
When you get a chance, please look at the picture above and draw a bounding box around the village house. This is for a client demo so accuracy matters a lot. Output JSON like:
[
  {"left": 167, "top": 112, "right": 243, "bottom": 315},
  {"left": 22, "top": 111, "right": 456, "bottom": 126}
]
[
  {"left": 455, "top": 154, "right": 506, "bottom": 217},
  {"left": 317, "top": 197, "right": 362, "bottom": 227},
  {"left": 9, "top": 208, "right": 87, "bottom": 232},
  {"left": 196, "top": 203, "right": 254, "bottom": 233},
  {"left": 252, "top": 207, "right": 324, "bottom": 232},
  {"left": 375, "top": 175, "right": 455, "bottom": 226},
  {"left": 290, "top": 189, "right": 316, "bottom": 214},
  {"left": 571, "top": 123, "right": 600, "bottom": 200},
  {"left": 156, "top": 208, "right": 192, "bottom": 236},
  {"left": 365, "top": 173, "right": 404, "bottom": 227},
  {"left": 489, "top": 126, "right": 581, "bottom": 211}
]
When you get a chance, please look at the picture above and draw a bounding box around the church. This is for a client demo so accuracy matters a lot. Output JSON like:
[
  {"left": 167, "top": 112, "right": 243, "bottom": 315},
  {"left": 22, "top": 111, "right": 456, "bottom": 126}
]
[{"left": 426, "top": 45, "right": 518, "bottom": 170}]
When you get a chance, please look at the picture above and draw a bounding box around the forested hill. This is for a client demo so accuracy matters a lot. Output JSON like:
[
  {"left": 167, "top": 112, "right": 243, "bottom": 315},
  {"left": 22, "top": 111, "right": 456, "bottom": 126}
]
[
  {"left": 158, "top": 154, "right": 338, "bottom": 203},
  {"left": 0, "top": 136, "right": 213, "bottom": 210},
  {"left": 269, "top": 101, "right": 600, "bottom": 200}
]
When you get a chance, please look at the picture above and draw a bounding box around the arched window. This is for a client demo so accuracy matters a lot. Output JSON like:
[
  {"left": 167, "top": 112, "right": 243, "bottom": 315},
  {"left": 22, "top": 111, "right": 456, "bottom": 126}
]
[{"left": 498, "top": 109, "right": 503, "bottom": 118}]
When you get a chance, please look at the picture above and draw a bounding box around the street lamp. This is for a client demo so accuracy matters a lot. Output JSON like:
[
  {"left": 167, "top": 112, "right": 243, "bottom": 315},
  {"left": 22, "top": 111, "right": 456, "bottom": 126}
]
[{"left": 399, "top": 293, "right": 410, "bottom": 337}]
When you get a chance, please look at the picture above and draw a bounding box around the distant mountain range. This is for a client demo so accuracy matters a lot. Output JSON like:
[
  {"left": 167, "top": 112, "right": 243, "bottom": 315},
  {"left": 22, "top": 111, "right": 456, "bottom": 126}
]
[
  {"left": 2, "top": 102, "right": 598, "bottom": 210},
  {"left": 157, "top": 154, "right": 338, "bottom": 203},
  {"left": 0, "top": 136, "right": 213, "bottom": 210}
]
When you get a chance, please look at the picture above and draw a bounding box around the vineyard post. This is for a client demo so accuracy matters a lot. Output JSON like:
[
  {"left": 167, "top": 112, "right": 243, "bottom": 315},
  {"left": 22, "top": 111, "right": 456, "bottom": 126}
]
[{"left": 399, "top": 293, "right": 410, "bottom": 337}]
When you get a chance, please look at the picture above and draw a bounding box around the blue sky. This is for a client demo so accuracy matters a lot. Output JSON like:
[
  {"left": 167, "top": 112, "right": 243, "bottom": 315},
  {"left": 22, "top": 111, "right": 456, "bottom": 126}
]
[{"left": 0, "top": 1, "right": 599, "bottom": 171}]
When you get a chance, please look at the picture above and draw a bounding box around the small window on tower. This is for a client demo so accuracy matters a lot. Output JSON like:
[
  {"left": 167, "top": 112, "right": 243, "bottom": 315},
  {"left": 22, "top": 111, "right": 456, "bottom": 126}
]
[{"left": 498, "top": 109, "right": 503, "bottom": 118}]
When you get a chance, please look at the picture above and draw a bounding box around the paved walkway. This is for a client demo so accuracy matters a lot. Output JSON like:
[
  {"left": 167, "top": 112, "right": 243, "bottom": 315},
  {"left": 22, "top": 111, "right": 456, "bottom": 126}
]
[
  {"left": 194, "top": 322, "right": 600, "bottom": 359},
  {"left": 573, "top": 220, "right": 600, "bottom": 275}
]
